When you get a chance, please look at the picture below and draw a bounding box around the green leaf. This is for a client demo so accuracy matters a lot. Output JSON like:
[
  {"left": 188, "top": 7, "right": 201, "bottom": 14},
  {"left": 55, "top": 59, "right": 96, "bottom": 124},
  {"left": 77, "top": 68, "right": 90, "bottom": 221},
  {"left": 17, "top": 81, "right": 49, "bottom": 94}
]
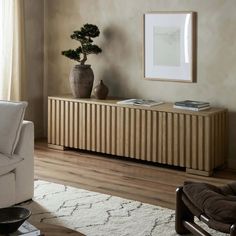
[
  {"left": 83, "top": 44, "right": 102, "bottom": 54},
  {"left": 61, "top": 49, "right": 81, "bottom": 62},
  {"left": 81, "top": 24, "right": 100, "bottom": 38},
  {"left": 62, "top": 23, "right": 102, "bottom": 64}
]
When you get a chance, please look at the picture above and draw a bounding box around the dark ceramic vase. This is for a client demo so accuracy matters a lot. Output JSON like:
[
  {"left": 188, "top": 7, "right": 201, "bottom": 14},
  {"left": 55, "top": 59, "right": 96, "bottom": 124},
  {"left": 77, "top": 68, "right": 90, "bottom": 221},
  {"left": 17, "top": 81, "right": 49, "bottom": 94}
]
[
  {"left": 93, "top": 80, "right": 109, "bottom": 99},
  {"left": 69, "top": 65, "right": 94, "bottom": 98}
]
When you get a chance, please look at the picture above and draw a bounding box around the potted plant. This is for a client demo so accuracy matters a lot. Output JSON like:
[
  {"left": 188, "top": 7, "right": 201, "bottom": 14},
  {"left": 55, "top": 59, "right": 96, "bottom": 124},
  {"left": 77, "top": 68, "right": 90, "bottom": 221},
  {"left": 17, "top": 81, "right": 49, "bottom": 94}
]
[{"left": 62, "top": 23, "right": 102, "bottom": 98}]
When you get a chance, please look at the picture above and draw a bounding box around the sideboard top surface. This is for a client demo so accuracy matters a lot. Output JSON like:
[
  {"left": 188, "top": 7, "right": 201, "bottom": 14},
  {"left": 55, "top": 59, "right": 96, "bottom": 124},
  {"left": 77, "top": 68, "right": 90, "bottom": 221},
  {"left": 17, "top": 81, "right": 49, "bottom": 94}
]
[{"left": 48, "top": 95, "right": 227, "bottom": 116}]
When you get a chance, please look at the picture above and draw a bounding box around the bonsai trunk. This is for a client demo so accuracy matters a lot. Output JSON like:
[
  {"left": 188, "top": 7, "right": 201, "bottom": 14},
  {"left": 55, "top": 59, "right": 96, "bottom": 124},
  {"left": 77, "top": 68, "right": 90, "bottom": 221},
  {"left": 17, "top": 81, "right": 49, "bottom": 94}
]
[{"left": 80, "top": 53, "right": 87, "bottom": 65}]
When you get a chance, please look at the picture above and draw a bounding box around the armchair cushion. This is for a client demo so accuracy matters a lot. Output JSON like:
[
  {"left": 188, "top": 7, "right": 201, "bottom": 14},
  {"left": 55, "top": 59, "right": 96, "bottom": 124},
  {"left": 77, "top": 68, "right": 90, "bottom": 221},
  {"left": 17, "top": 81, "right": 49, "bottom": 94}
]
[
  {"left": 0, "top": 100, "right": 27, "bottom": 155},
  {"left": 183, "top": 181, "right": 236, "bottom": 224}
]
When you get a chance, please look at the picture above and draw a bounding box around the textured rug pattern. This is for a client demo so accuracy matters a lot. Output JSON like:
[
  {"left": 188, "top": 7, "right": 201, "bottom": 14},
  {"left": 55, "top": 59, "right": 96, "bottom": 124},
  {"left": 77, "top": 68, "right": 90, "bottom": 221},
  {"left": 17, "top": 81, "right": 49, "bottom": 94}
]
[{"left": 22, "top": 180, "right": 227, "bottom": 236}]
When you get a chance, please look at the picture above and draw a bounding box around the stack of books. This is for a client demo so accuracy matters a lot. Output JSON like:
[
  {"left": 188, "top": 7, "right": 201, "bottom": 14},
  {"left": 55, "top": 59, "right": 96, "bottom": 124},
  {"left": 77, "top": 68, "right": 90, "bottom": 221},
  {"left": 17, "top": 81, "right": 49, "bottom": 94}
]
[
  {"left": 174, "top": 100, "right": 210, "bottom": 111},
  {"left": 117, "top": 99, "right": 163, "bottom": 107}
]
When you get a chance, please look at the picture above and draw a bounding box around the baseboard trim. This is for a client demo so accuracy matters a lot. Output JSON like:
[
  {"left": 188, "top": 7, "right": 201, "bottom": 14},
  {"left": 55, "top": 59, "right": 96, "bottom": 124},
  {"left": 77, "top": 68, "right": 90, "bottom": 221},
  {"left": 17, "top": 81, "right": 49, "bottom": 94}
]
[{"left": 227, "top": 159, "right": 236, "bottom": 170}]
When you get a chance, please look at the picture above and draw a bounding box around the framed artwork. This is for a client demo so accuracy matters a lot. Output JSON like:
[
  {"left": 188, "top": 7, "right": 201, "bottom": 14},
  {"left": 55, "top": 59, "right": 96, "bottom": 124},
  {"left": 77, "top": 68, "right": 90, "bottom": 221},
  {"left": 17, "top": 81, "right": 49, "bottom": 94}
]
[{"left": 144, "top": 12, "right": 196, "bottom": 82}]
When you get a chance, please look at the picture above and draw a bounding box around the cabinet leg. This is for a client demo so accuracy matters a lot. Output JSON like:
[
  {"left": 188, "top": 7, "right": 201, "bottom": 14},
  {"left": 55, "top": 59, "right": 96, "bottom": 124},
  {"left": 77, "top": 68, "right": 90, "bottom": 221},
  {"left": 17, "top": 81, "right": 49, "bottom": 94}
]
[
  {"left": 186, "top": 168, "right": 212, "bottom": 177},
  {"left": 48, "top": 144, "right": 66, "bottom": 150}
]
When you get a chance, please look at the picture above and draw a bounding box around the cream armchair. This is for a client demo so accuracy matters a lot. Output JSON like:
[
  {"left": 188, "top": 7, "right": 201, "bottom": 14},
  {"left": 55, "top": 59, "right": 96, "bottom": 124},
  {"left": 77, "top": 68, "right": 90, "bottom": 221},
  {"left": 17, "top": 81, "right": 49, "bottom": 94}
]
[{"left": 0, "top": 101, "right": 34, "bottom": 207}]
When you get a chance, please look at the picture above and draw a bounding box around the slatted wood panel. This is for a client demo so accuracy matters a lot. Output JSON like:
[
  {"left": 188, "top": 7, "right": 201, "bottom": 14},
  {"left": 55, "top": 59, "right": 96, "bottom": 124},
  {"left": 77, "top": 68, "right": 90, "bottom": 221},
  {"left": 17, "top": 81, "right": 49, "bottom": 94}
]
[
  {"left": 48, "top": 99, "right": 120, "bottom": 155},
  {"left": 48, "top": 97, "right": 228, "bottom": 176}
]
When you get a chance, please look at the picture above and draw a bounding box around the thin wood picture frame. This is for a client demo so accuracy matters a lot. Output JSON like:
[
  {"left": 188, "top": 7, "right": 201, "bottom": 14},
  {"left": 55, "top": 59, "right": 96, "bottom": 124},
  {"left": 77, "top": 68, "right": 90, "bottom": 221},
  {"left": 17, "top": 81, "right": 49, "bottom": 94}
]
[{"left": 144, "top": 12, "right": 196, "bottom": 82}]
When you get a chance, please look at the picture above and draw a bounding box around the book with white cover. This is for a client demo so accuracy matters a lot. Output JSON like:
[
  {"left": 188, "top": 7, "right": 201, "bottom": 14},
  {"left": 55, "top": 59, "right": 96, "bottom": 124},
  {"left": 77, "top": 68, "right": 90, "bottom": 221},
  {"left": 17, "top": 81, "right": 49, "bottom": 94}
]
[
  {"left": 117, "top": 99, "right": 163, "bottom": 107},
  {"left": 10, "top": 221, "right": 41, "bottom": 236}
]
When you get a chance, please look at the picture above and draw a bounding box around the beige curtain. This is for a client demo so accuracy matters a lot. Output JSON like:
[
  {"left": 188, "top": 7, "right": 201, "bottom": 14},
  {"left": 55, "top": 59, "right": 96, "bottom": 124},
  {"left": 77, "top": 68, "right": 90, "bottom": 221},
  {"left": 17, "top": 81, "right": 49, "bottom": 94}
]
[
  {"left": 0, "top": 0, "right": 26, "bottom": 101},
  {"left": 0, "top": 0, "right": 13, "bottom": 99}
]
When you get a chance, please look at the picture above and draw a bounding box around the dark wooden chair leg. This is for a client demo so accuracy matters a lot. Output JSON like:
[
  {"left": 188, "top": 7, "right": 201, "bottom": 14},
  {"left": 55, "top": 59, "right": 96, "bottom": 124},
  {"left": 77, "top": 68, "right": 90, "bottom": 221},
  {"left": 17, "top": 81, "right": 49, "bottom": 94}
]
[
  {"left": 230, "top": 224, "right": 236, "bottom": 236},
  {"left": 175, "top": 187, "right": 194, "bottom": 234}
]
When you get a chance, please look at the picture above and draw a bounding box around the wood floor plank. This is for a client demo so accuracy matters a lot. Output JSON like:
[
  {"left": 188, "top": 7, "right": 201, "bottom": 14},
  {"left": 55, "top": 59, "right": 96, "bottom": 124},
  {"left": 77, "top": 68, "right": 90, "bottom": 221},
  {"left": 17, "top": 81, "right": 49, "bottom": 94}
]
[{"left": 35, "top": 140, "right": 236, "bottom": 210}]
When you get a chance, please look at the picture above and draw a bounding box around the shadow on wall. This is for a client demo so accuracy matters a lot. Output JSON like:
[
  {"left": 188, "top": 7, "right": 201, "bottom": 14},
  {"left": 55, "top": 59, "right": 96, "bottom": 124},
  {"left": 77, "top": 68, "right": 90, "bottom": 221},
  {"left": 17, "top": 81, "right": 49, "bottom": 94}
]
[
  {"left": 228, "top": 112, "right": 236, "bottom": 161},
  {"left": 99, "top": 67, "right": 124, "bottom": 97},
  {"left": 98, "top": 24, "right": 133, "bottom": 97},
  {"left": 24, "top": 97, "right": 44, "bottom": 138}
]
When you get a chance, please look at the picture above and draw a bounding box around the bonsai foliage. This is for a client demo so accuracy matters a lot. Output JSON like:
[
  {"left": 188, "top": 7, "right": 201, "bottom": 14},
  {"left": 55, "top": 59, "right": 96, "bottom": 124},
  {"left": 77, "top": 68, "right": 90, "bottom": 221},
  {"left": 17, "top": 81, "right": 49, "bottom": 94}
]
[{"left": 62, "top": 24, "right": 102, "bottom": 65}]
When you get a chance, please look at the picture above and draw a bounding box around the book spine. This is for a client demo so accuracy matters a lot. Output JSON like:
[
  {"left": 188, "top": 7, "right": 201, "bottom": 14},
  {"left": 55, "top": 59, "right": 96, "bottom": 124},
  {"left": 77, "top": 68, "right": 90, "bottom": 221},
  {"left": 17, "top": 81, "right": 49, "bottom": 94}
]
[
  {"left": 173, "top": 105, "right": 210, "bottom": 111},
  {"left": 174, "top": 103, "right": 210, "bottom": 108}
]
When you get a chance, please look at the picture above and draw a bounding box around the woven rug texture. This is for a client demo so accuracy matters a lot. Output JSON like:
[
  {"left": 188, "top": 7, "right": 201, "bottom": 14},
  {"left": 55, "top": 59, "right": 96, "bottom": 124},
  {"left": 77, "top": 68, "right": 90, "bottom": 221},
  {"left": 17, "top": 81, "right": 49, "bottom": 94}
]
[{"left": 22, "top": 180, "right": 227, "bottom": 236}]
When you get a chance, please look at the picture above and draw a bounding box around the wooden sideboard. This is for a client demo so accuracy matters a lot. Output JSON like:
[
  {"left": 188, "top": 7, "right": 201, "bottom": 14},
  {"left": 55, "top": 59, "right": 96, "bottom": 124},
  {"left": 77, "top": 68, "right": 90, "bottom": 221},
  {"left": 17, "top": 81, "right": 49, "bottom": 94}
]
[{"left": 48, "top": 96, "right": 228, "bottom": 176}]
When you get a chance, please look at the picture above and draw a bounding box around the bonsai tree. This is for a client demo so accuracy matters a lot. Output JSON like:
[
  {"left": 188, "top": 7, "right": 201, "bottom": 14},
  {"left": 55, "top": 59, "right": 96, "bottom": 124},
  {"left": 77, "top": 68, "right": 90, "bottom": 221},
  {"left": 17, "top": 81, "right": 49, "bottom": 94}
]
[{"left": 62, "top": 23, "right": 102, "bottom": 65}]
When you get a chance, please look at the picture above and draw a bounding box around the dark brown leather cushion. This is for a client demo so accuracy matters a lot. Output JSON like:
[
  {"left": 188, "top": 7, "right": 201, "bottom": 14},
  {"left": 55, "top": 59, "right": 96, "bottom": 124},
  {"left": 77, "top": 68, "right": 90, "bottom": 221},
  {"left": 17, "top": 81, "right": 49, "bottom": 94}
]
[{"left": 183, "top": 181, "right": 236, "bottom": 224}]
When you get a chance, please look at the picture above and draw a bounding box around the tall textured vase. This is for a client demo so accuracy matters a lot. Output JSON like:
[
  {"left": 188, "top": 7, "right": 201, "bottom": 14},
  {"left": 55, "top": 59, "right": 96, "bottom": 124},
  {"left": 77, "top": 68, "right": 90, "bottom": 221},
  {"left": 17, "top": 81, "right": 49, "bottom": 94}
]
[{"left": 69, "top": 65, "right": 94, "bottom": 98}]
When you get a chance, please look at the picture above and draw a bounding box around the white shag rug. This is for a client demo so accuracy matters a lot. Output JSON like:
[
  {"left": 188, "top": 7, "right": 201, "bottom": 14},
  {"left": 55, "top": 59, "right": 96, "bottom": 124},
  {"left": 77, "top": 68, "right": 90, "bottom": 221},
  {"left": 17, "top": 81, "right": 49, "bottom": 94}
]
[{"left": 21, "top": 180, "right": 227, "bottom": 236}]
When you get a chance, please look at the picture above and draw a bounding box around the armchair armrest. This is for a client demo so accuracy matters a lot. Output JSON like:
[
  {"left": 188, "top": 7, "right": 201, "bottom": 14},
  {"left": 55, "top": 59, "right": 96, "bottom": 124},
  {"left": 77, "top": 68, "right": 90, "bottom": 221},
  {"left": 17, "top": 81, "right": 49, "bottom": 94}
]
[
  {"left": 14, "top": 121, "right": 34, "bottom": 158},
  {"left": 14, "top": 120, "right": 34, "bottom": 203}
]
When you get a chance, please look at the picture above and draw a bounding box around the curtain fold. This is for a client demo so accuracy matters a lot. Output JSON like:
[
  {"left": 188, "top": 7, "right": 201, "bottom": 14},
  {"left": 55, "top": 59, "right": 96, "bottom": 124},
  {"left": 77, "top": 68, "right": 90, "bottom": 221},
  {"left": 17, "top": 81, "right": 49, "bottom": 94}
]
[
  {"left": 0, "top": 0, "right": 26, "bottom": 101},
  {"left": 0, "top": 0, "right": 14, "bottom": 99},
  {"left": 11, "top": 0, "right": 26, "bottom": 101}
]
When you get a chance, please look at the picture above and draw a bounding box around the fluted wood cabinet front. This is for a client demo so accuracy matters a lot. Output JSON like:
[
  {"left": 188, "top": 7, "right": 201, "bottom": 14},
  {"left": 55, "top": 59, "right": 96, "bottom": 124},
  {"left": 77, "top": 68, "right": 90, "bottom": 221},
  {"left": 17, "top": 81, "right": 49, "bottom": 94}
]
[{"left": 48, "top": 96, "right": 228, "bottom": 176}]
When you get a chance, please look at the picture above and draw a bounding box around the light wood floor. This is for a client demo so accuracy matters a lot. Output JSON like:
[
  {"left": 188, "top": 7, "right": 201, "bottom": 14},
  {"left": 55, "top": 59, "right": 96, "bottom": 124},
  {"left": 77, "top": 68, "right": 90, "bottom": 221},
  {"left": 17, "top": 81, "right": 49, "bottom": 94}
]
[{"left": 35, "top": 140, "right": 236, "bottom": 210}]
